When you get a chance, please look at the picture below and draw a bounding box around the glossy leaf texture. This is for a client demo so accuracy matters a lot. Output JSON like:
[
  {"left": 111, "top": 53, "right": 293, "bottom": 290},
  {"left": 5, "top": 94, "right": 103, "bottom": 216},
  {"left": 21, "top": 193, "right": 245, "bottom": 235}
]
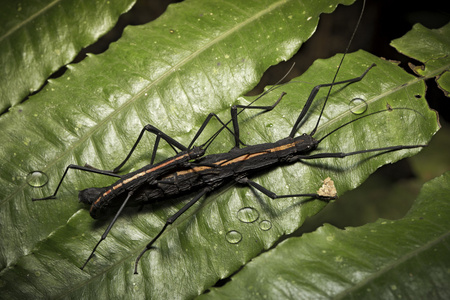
[
  {"left": 391, "top": 22, "right": 450, "bottom": 96},
  {"left": 0, "top": 0, "right": 136, "bottom": 112},
  {"left": 0, "top": 0, "right": 440, "bottom": 299},
  {"left": 201, "top": 172, "right": 450, "bottom": 300}
]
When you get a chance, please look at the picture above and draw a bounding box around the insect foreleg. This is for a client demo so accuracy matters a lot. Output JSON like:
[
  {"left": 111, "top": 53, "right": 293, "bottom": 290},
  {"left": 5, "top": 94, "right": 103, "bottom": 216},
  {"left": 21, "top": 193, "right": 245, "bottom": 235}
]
[
  {"left": 239, "top": 177, "right": 335, "bottom": 201},
  {"left": 32, "top": 164, "right": 121, "bottom": 201},
  {"left": 290, "top": 63, "right": 376, "bottom": 138},
  {"left": 134, "top": 188, "right": 210, "bottom": 274}
]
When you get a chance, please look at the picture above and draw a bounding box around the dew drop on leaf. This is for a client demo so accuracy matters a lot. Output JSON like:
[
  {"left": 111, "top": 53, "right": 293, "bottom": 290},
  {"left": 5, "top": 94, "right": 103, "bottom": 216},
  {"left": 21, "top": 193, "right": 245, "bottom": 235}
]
[
  {"left": 225, "top": 230, "right": 242, "bottom": 244},
  {"left": 349, "top": 98, "right": 368, "bottom": 115},
  {"left": 259, "top": 220, "right": 272, "bottom": 231},
  {"left": 26, "top": 171, "right": 49, "bottom": 188},
  {"left": 237, "top": 207, "right": 259, "bottom": 223}
]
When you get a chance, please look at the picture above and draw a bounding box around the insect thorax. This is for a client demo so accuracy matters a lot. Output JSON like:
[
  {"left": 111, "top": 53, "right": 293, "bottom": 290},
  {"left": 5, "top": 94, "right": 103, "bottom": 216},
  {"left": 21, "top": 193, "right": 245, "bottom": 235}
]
[
  {"left": 189, "top": 146, "right": 206, "bottom": 160},
  {"left": 293, "top": 134, "right": 318, "bottom": 153}
]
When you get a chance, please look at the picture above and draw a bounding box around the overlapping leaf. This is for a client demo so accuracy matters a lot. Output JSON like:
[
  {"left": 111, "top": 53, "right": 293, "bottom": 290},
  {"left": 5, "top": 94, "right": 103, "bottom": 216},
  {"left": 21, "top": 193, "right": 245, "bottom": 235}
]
[
  {"left": 0, "top": 0, "right": 440, "bottom": 299},
  {"left": 0, "top": 0, "right": 136, "bottom": 112},
  {"left": 201, "top": 172, "right": 450, "bottom": 299}
]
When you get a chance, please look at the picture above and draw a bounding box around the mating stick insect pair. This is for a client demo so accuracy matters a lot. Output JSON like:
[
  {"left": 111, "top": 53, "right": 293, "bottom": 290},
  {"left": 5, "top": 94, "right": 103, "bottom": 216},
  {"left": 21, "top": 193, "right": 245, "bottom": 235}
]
[{"left": 32, "top": 1, "right": 425, "bottom": 274}]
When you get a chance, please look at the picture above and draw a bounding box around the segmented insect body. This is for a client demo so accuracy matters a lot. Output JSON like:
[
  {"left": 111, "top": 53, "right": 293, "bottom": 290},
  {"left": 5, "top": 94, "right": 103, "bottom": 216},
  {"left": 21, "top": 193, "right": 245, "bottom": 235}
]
[{"left": 151, "top": 134, "right": 319, "bottom": 197}]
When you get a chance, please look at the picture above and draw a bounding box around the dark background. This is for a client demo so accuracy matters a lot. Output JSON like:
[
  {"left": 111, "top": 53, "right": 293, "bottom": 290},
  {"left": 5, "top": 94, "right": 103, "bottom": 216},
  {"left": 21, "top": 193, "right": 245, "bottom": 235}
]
[{"left": 61, "top": 0, "right": 449, "bottom": 231}]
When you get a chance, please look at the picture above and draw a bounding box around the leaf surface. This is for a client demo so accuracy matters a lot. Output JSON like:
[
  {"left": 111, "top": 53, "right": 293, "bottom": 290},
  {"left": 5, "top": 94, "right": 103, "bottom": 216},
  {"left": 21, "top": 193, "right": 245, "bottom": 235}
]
[
  {"left": 0, "top": 0, "right": 440, "bottom": 299},
  {"left": 0, "top": 0, "right": 136, "bottom": 112},
  {"left": 201, "top": 172, "right": 450, "bottom": 299}
]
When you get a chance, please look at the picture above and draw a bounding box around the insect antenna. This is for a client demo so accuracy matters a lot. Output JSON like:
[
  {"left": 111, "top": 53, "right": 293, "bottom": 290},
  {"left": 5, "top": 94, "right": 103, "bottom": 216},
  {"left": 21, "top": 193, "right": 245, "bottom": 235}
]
[
  {"left": 288, "top": 0, "right": 367, "bottom": 139},
  {"left": 316, "top": 107, "right": 425, "bottom": 144},
  {"left": 309, "top": 0, "right": 366, "bottom": 137},
  {"left": 293, "top": 106, "right": 427, "bottom": 161}
]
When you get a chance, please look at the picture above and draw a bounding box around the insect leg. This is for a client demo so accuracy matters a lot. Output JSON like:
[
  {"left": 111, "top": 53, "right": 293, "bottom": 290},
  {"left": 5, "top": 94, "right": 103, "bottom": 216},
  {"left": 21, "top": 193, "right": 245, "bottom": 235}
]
[
  {"left": 231, "top": 92, "right": 287, "bottom": 148},
  {"left": 133, "top": 188, "right": 210, "bottom": 274},
  {"left": 99, "top": 124, "right": 189, "bottom": 173},
  {"left": 99, "top": 114, "right": 237, "bottom": 173},
  {"left": 187, "top": 112, "right": 240, "bottom": 149},
  {"left": 80, "top": 190, "right": 134, "bottom": 270},
  {"left": 290, "top": 63, "right": 376, "bottom": 138},
  {"left": 32, "top": 164, "right": 121, "bottom": 201},
  {"left": 239, "top": 177, "right": 335, "bottom": 201}
]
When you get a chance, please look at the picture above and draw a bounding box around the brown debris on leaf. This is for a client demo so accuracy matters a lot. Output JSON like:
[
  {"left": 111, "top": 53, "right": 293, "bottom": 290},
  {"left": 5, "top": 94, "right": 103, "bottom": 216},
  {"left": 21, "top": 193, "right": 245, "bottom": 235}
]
[
  {"left": 386, "top": 102, "right": 393, "bottom": 111},
  {"left": 317, "top": 177, "right": 337, "bottom": 198}
]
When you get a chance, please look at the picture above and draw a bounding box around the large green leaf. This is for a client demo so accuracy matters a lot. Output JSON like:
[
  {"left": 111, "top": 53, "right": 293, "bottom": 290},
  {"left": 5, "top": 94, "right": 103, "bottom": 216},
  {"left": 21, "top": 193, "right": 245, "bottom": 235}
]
[
  {"left": 0, "top": 0, "right": 440, "bottom": 299},
  {"left": 0, "top": 0, "right": 136, "bottom": 112},
  {"left": 201, "top": 172, "right": 450, "bottom": 299}
]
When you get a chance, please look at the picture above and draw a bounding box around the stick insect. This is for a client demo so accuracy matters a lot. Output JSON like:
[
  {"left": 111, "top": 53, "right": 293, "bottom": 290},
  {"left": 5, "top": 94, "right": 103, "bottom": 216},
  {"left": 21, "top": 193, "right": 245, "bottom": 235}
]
[
  {"left": 32, "top": 0, "right": 426, "bottom": 274},
  {"left": 32, "top": 73, "right": 290, "bottom": 268}
]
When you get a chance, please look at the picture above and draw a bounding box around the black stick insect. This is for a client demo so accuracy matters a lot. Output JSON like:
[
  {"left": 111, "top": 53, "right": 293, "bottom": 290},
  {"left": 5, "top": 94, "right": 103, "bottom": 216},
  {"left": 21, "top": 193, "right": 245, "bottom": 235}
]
[
  {"left": 32, "top": 0, "right": 425, "bottom": 274},
  {"left": 32, "top": 71, "right": 291, "bottom": 267}
]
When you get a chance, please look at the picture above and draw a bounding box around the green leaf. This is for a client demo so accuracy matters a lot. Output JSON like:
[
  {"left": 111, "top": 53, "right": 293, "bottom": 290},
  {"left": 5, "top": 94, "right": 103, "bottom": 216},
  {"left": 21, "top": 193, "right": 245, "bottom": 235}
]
[
  {"left": 0, "top": 0, "right": 439, "bottom": 299},
  {"left": 391, "top": 22, "right": 450, "bottom": 96},
  {"left": 0, "top": 0, "right": 136, "bottom": 112},
  {"left": 437, "top": 71, "right": 450, "bottom": 97},
  {"left": 201, "top": 172, "right": 450, "bottom": 299}
]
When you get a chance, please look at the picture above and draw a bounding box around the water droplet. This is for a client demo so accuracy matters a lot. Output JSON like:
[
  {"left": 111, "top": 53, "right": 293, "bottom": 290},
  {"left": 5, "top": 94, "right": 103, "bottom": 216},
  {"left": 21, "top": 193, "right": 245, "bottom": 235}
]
[
  {"left": 237, "top": 207, "right": 259, "bottom": 223},
  {"left": 26, "top": 171, "right": 48, "bottom": 188},
  {"left": 349, "top": 98, "right": 368, "bottom": 115},
  {"left": 259, "top": 220, "right": 272, "bottom": 231},
  {"left": 225, "top": 230, "right": 242, "bottom": 244}
]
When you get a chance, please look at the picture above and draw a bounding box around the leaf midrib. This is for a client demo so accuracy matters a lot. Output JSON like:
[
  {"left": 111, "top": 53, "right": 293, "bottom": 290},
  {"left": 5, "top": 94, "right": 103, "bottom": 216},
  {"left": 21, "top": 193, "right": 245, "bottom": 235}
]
[
  {"left": 0, "top": 0, "right": 61, "bottom": 42},
  {"left": 333, "top": 224, "right": 450, "bottom": 299}
]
